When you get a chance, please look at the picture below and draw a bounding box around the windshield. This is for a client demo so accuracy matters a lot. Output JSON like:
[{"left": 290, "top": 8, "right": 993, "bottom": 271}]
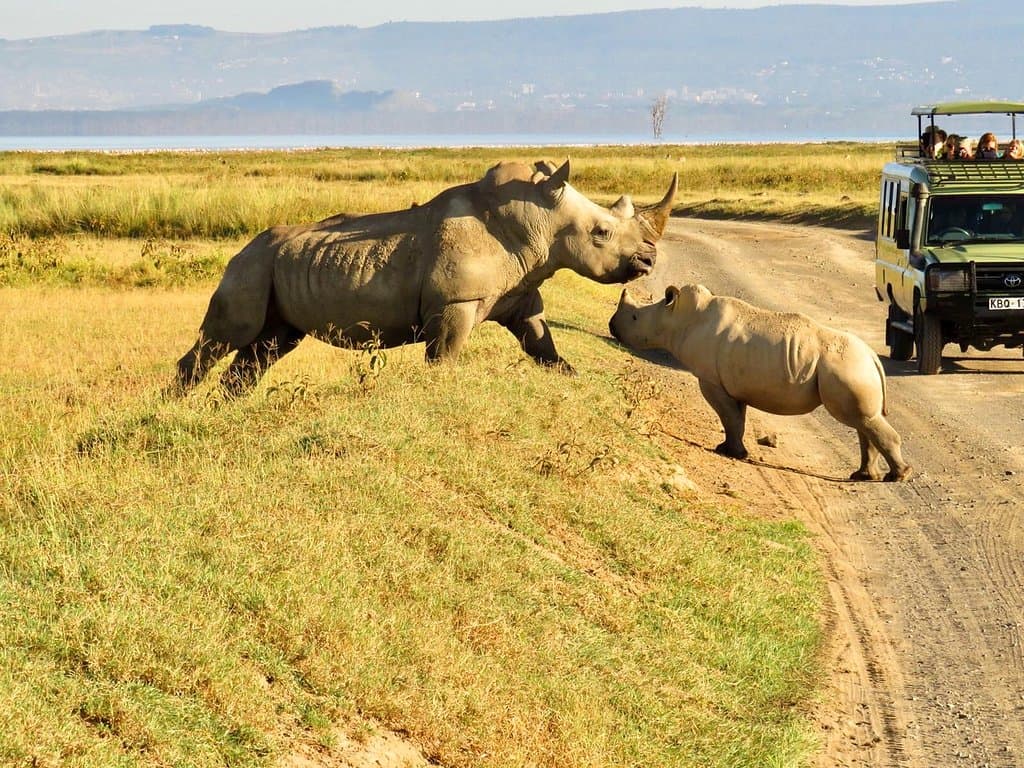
[{"left": 926, "top": 196, "right": 1024, "bottom": 245}]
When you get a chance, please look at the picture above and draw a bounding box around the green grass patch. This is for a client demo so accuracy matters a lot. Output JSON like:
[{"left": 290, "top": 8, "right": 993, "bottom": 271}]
[{"left": 0, "top": 275, "right": 825, "bottom": 767}]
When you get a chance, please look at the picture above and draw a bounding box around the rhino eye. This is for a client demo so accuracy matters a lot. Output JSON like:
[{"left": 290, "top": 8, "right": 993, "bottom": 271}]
[{"left": 592, "top": 225, "right": 612, "bottom": 242}]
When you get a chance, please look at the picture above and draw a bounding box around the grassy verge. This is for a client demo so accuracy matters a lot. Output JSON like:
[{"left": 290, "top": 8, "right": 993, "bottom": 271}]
[{"left": 0, "top": 273, "right": 824, "bottom": 767}]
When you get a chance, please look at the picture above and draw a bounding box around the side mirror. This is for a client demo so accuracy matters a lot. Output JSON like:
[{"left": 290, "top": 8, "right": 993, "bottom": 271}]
[{"left": 895, "top": 228, "right": 911, "bottom": 250}]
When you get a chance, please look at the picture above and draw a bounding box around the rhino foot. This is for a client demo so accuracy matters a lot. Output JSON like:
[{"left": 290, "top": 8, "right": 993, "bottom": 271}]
[
  {"left": 541, "top": 358, "right": 577, "bottom": 377},
  {"left": 714, "top": 441, "right": 748, "bottom": 460},
  {"left": 849, "top": 468, "right": 884, "bottom": 482},
  {"left": 161, "top": 379, "right": 188, "bottom": 400},
  {"left": 884, "top": 465, "right": 913, "bottom": 482}
]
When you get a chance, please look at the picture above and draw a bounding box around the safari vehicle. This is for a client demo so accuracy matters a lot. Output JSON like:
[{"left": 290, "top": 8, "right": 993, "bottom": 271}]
[{"left": 875, "top": 101, "right": 1024, "bottom": 373}]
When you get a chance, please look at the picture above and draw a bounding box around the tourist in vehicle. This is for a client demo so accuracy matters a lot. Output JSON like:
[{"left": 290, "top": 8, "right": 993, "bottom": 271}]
[
  {"left": 1004, "top": 138, "right": 1024, "bottom": 160},
  {"left": 976, "top": 132, "right": 1000, "bottom": 160},
  {"left": 920, "top": 125, "right": 946, "bottom": 158},
  {"left": 941, "top": 134, "right": 962, "bottom": 160},
  {"left": 954, "top": 136, "right": 974, "bottom": 160}
]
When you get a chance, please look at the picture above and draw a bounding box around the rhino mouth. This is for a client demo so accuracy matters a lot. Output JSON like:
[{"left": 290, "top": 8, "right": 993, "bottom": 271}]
[{"left": 626, "top": 247, "right": 656, "bottom": 279}]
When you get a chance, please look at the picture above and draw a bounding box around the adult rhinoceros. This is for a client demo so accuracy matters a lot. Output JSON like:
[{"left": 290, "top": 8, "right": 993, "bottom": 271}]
[{"left": 175, "top": 160, "right": 677, "bottom": 393}]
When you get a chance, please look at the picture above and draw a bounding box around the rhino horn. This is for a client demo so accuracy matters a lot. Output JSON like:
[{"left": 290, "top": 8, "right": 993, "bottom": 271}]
[
  {"left": 610, "top": 195, "right": 634, "bottom": 219},
  {"left": 636, "top": 172, "right": 678, "bottom": 240}
]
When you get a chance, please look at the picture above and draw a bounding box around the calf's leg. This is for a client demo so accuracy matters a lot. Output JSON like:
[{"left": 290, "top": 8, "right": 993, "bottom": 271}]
[
  {"left": 860, "top": 414, "right": 912, "bottom": 481},
  {"left": 849, "top": 431, "right": 885, "bottom": 481},
  {"left": 698, "top": 378, "right": 748, "bottom": 458}
]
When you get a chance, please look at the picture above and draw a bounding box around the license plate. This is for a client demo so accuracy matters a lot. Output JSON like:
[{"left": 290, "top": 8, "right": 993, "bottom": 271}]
[{"left": 988, "top": 297, "right": 1024, "bottom": 310}]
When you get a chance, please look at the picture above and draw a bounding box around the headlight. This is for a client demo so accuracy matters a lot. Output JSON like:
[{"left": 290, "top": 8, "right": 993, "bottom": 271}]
[{"left": 926, "top": 268, "right": 970, "bottom": 292}]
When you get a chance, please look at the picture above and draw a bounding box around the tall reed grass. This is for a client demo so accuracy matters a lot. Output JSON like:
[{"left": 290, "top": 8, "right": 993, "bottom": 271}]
[{"left": 0, "top": 143, "right": 890, "bottom": 239}]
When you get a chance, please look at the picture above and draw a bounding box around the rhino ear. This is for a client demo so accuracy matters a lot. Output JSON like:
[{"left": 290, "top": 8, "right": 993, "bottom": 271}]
[
  {"left": 533, "top": 159, "right": 559, "bottom": 177},
  {"left": 664, "top": 285, "right": 679, "bottom": 307},
  {"left": 610, "top": 195, "right": 634, "bottom": 219},
  {"left": 541, "top": 159, "right": 571, "bottom": 201},
  {"left": 636, "top": 172, "right": 679, "bottom": 241}
]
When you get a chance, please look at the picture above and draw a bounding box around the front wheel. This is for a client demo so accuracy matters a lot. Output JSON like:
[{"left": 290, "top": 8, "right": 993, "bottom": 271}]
[
  {"left": 915, "top": 303, "right": 943, "bottom": 374},
  {"left": 887, "top": 303, "right": 914, "bottom": 361}
]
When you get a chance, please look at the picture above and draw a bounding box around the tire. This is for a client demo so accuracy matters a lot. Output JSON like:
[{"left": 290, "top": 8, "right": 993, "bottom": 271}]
[
  {"left": 915, "top": 303, "right": 943, "bottom": 374},
  {"left": 887, "top": 304, "right": 914, "bottom": 361}
]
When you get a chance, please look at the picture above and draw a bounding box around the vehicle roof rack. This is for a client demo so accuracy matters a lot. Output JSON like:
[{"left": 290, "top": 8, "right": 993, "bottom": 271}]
[
  {"left": 920, "top": 159, "right": 1024, "bottom": 191},
  {"left": 911, "top": 101, "right": 1024, "bottom": 148}
]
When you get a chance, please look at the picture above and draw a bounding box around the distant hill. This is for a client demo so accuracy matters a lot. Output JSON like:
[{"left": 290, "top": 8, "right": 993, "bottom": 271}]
[
  {"left": 195, "top": 81, "right": 432, "bottom": 113},
  {"left": 1, "top": 2, "right": 1022, "bottom": 137}
]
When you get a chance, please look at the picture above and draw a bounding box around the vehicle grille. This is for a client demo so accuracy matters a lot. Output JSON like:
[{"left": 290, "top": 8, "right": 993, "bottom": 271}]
[{"left": 976, "top": 268, "right": 1024, "bottom": 294}]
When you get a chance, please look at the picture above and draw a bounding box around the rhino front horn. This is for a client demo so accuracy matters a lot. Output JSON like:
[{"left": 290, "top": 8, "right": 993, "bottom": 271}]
[{"left": 636, "top": 172, "right": 678, "bottom": 240}]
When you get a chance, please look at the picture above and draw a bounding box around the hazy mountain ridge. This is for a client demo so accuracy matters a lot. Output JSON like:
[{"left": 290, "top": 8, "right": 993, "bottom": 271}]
[{"left": 1, "top": 1, "right": 1022, "bottom": 136}]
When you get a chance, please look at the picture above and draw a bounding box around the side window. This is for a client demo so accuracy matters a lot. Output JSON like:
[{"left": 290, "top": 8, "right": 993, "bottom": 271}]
[
  {"left": 897, "top": 193, "right": 908, "bottom": 231},
  {"left": 880, "top": 179, "right": 900, "bottom": 239},
  {"left": 880, "top": 179, "right": 892, "bottom": 237}
]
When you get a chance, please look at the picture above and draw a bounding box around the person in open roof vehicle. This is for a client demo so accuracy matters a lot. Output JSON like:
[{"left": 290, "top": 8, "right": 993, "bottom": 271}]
[
  {"left": 920, "top": 125, "right": 946, "bottom": 158},
  {"left": 878, "top": 101, "right": 1024, "bottom": 374},
  {"left": 976, "top": 132, "right": 1000, "bottom": 160},
  {"left": 954, "top": 136, "right": 974, "bottom": 160},
  {"left": 941, "top": 134, "right": 963, "bottom": 160},
  {"left": 1004, "top": 138, "right": 1024, "bottom": 160}
]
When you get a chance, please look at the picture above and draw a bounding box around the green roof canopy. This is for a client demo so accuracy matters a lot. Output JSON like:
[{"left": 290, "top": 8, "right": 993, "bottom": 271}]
[{"left": 912, "top": 101, "right": 1024, "bottom": 116}]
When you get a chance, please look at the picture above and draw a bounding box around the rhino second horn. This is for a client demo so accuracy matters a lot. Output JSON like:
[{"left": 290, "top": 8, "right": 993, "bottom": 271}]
[{"left": 636, "top": 172, "right": 679, "bottom": 240}]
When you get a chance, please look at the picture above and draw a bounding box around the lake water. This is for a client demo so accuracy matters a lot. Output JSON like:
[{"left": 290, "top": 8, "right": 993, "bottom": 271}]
[{"left": 0, "top": 132, "right": 898, "bottom": 151}]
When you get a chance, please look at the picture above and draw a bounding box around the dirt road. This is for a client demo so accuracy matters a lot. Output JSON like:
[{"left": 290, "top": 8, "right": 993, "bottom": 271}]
[{"left": 640, "top": 219, "right": 1024, "bottom": 768}]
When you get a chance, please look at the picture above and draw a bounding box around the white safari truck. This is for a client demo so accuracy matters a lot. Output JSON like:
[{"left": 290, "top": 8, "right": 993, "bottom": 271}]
[{"left": 875, "top": 101, "right": 1024, "bottom": 373}]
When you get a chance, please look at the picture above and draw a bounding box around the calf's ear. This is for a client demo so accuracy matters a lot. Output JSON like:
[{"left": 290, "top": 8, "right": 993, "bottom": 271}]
[{"left": 541, "top": 160, "right": 571, "bottom": 202}]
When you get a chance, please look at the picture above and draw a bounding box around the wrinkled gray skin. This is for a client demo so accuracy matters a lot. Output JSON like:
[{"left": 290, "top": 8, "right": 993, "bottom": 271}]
[
  {"left": 609, "top": 284, "right": 912, "bottom": 481},
  {"left": 175, "top": 160, "right": 677, "bottom": 394}
]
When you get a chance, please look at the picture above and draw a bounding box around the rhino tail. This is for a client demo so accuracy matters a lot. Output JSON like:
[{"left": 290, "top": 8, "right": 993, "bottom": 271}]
[
  {"left": 198, "top": 229, "right": 278, "bottom": 349},
  {"left": 873, "top": 351, "right": 888, "bottom": 416}
]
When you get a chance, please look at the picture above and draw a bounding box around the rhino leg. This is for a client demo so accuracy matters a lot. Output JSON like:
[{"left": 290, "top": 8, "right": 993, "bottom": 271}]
[
  {"left": 174, "top": 334, "right": 234, "bottom": 393},
  {"left": 220, "top": 309, "right": 305, "bottom": 396},
  {"left": 173, "top": 231, "right": 278, "bottom": 392},
  {"left": 855, "top": 415, "right": 912, "bottom": 482},
  {"left": 495, "top": 288, "right": 575, "bottom": 374},
  {"left": 698, "top": 379, "right": 748, "bottom": 459},
  {"left": 850, "top": 431, "right": 885, "bottom": 481},
  {"left": 422, "top": 301, "right": 479, "bottom": 363}
]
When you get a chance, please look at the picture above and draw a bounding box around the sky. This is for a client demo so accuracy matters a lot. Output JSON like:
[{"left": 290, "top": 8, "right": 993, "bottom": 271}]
[{"left": 1, "top": 0, "right": 932, "bottom": 40}]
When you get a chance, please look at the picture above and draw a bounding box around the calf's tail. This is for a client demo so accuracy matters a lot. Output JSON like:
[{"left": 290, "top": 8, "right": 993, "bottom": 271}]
[{"left": 873, "top": 352, "right": 888, "bottom": 416}]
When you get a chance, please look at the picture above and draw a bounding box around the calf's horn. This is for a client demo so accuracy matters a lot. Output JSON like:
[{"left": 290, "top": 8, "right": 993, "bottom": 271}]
[{"left": 636, "top": 172, "right": 678, "bottom": 240}]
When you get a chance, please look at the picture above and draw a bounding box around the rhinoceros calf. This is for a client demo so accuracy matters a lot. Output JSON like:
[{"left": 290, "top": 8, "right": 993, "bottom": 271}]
[
  {"left": 175, "top": 160, "right": 677, "bottom": 394},
  {"left": 609, "top": 284, "right": 912, "bottom": 481}
]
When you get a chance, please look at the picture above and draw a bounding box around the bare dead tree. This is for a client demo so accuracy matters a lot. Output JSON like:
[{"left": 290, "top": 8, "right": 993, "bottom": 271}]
[{"left": 650, "top": 95, "right": 668, "bottom": 140}]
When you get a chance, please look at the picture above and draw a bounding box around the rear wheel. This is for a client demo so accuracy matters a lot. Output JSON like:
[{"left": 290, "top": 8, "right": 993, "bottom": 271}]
[
  {"left": 887, "top": 303, "right": 914, "bottom": 361},
  {"left": 915, "top": 302, "right": 943, "bottom": 374}
]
